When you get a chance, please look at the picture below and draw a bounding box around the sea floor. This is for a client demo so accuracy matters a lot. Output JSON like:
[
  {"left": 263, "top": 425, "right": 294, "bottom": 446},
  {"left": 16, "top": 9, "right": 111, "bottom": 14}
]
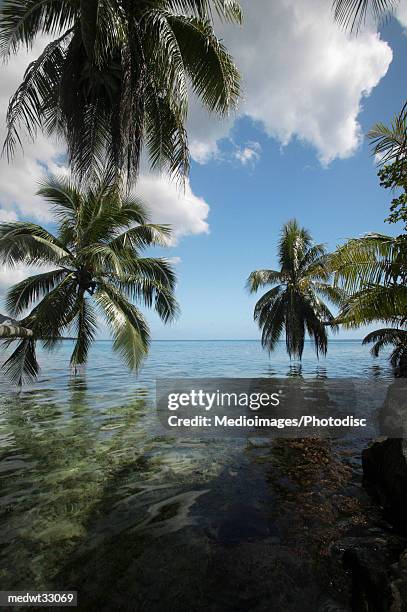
[{"left": 0, "top": 376, "right": 389, "bottom": 611}]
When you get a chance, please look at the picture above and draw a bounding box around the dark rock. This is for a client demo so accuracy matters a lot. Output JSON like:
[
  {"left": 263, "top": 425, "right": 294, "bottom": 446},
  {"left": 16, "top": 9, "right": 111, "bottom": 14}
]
[
  {"left": 362, "top": 439, "right": 407, "bottom": 534},
  {"left": 343, "top": 536, "right": 407, "bottom": 612}
]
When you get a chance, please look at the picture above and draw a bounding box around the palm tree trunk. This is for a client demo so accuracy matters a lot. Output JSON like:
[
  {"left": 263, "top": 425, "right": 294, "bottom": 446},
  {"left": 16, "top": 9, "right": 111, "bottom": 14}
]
[{"left": 0, "top": 324, "right": 33, "bottom": 338}]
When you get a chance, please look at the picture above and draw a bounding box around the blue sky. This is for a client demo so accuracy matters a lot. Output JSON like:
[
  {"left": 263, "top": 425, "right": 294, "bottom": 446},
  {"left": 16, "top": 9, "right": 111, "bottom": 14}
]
[
  {"left": 0, "top": 1, "right": 406, "bottom": 343},
  {"left": 146, "top": 17, "right": 407, "bottom": 340}
]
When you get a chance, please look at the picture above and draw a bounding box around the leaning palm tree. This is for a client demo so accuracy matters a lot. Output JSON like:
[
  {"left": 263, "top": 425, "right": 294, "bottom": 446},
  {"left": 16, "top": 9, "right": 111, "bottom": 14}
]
[
  {"left": 0, "top": 0, "right": 241, "bottom": 184},
  {"left": 247, "top": 220, "right": 342, "bottom": 360},
  {"left": 332, "top": 0, "right": 399, "bottom": 32},
  {"left": 0, "top": 174, "right": 179, "bottom": 384}
]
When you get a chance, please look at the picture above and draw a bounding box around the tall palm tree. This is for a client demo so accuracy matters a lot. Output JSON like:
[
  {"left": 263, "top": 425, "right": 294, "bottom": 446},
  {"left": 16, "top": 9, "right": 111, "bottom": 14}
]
[
  {"left": 247, "top": 220, "right": 342, "bottom": 360},
  {"left": 332, "top": 0, "right": 399, "bottom": 32},
  {"left": 331, "top": 232, "right": 407, "bottom": 373},
  {"left": 0, "top": 0, "right": 241, "bottom": 184},
  {"left": 0, "top": 174, "right": 179, "bottom": 384}
]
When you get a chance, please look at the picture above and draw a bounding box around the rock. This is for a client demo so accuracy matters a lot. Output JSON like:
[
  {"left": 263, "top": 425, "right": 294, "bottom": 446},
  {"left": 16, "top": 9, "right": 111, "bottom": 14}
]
[
  {"left": 343, "top": 536, "right": 407, "bottom": 612},
  {"left": 362, "top": 438, "right": 407, "bottom": 534},
  {"left": 343, "top": 380, "right": 407, "bottom": 610}
]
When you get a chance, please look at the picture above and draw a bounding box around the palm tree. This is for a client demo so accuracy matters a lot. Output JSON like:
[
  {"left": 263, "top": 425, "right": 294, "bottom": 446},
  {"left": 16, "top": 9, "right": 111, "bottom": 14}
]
[
  {"left": 0, "top": 0, "right": 241, "bottom": 184},
  {"left": 0, "top": 174, "right": 179, "bottom": 384},
  {"left": 247, "top": 219, "right": 342, "bottom": 360},
  {"left": 332, "top": 0, "right": 399, "bottom": 32},
  {"left": 331, "top": 232, "right": 407, "bottom": 373}
]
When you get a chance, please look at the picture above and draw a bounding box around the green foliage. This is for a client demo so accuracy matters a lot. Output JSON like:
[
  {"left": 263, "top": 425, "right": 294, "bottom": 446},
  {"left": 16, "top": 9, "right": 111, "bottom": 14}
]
[
  {"left": 0, "top": 174, "right": 179, "bottom": 384},
  {"left": 247, "top": 219, "right": 342, "bottom": 360},
  {"left": 0, "top": 0, "right": 241, "bottom": 184},
  {"left": 378, "top": 160, "right": 407, "bottom": 229},
  {"left": 331, "top": 231, "right": 407, "bottom": 373}
]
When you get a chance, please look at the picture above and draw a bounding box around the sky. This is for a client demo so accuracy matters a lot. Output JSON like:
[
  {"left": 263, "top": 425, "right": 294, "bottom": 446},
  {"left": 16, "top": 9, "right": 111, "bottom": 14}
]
[{"left": 0, "top": 0, "right": 406, "bottom": 341}]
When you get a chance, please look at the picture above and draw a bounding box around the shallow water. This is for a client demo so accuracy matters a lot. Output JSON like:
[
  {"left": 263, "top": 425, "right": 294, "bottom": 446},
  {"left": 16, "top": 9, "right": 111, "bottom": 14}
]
[{"left": 0, "top": 341, "right": 394, "bottom": 610}]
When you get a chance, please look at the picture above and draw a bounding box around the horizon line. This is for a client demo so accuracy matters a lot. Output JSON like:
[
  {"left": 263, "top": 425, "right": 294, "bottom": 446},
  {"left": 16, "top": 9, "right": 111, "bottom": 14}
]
[{"left": 93, "top": 338, "right": 366, "bottom": 342}]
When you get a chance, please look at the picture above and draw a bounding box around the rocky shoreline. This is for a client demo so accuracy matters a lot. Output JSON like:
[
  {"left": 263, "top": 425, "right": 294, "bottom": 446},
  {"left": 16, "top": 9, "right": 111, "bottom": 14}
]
[{"left": 343, "top": 380, "right": 407, "bottom": 611}]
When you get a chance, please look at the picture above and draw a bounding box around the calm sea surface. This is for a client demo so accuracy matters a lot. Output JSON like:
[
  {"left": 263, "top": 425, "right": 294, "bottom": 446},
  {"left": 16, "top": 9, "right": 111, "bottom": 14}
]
[
  {"left": 0, "top": 340, "right": 395, "bottom": 611},
  {"left": 0, "top": 338, "right": 394, "bottom": 401}
]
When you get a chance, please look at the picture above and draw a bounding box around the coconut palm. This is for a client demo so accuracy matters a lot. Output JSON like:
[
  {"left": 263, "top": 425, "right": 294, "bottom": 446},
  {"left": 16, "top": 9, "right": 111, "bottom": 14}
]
[
  {"left": 332, "top": 0, "right": 399, "bottom": 32},
  {"left": 0, "top": 174, "right": 179, "bottom": 384},
  {"left": 0, "top": 0, "right": 241, "bottom": 184},
  {"left": 247, "top": 219, "right": 342, "bottom": 360}
]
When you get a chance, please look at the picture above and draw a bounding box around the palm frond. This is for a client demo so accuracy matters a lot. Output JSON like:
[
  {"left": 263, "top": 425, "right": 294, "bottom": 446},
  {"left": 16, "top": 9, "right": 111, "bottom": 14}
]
[
  {"left": 246, "top": 270, "right": 282, "bottom": 293},
  {"left": 2, "top": 31, "right": 70, "bottom": 160},
  {"left": 0, "top": 0, "right": 76, "bottom": 58},
  {"left": 167, "top": 15, "right": 240, "bottom": 114},
  {"left": 70, "top": 293, "right": 97, "bottom": 367},
  {"left": 368, "top": 108, "right": 407, "bottom": 165},
  {"left": 332, "top": 0, "right": 398, "bottom": 32},
  {"left": 0, "top": 221, "right": 72, "bottom": 266},
  {"left": 168, "top": 0, "right": 242, "bottom": 24},
  {"left": 2, "top": 337, "right": 39, "bottom": 385},
  {"left": 6, "top": 268, "right": 68, "bottom": 316},
  {"left": 331, "top": 233, "right": 406, "bottom": 293},
  {"left": 338, "top": 283, "right": 407, "bottom": 327},
  {"left": 94, "top": 282, "right": 150, "bottom": 371}
]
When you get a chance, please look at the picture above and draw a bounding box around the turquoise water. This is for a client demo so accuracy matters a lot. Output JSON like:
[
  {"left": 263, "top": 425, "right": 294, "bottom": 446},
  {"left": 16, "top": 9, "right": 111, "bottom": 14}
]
[{"left": 0, "top": 340, "right": 394, "bottom": 611}]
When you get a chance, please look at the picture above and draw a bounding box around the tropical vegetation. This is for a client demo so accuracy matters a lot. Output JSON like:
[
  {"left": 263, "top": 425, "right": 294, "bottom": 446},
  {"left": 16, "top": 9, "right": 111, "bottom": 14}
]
[
  {"left": 0, "top": 174, "right": 179, "bottom": 384},
  {"left": 330, "top": 109, "right": 407, "bottom": 375},
  {"left": 247, "top": 219, "right": 342, "bottom": 359},
  {"left": 0, "top": 0, "right": 241, "bottom": 185}
]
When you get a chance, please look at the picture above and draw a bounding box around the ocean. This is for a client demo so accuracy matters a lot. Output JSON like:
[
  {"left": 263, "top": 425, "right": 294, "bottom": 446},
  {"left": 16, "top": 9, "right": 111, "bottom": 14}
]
[{"left": 0, "top": 340, "right": 395, "bottom": 611}]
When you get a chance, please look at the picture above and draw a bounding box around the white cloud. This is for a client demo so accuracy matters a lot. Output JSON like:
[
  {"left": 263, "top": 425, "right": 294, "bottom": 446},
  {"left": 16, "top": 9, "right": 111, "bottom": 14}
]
[
  {"left": 0, "top": 208, "right": 18, "bottom": 222},
  {"left": 136, "top": 173, "right": 209, "bottom": 244},
  {"left": 188, "top": 0, "right": 393, "bottom": 165},
  {"left": 167, "top": 256, "right": 182, "bottom": 265},
  {"left": 396, "top": 2, "right": 407, "bottom": 30},
  {"left": 234, "top": 141, "right": 261, "bottom": 166}
]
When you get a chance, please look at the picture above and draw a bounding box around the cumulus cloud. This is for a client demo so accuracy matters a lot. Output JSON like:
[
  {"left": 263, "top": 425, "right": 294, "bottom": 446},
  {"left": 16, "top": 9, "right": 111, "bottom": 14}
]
[
  {"left": 187, "top": 0, "right": 393, "bottom": 165},
  {"left": 136, "top": 173, "right": 209, "bottom": 244}
]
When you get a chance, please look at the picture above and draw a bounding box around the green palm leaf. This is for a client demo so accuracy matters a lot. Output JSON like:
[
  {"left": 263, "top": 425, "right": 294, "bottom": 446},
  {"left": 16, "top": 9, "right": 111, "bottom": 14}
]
[
  {"left": 95, "top": 282, "right": 150, "bottom": 371},
  {"left": 6, "top": 268, "right": 68, "bottom": 316}
]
